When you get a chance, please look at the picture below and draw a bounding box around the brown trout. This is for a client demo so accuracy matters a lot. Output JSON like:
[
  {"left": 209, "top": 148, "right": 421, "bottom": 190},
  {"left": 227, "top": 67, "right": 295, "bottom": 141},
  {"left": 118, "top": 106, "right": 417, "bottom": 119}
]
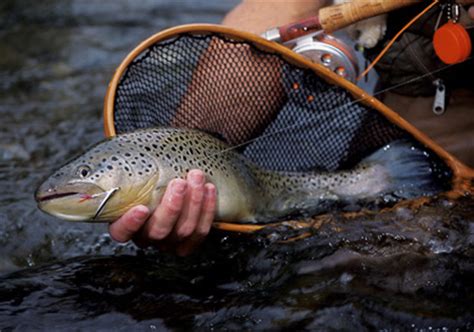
[{"left": 35, "top": 128, "right": 440, "bottom": 223}]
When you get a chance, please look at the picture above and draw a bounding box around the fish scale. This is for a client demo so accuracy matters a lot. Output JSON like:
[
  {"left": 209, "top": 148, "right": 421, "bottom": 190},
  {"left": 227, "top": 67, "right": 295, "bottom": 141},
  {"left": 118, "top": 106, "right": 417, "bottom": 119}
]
[{"left": 36, "top": 128, "right": 441, "bottom": 223}]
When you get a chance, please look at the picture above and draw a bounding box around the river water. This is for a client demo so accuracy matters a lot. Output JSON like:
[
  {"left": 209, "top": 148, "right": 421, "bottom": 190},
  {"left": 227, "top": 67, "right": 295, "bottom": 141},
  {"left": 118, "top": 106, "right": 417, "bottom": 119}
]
[{"left": 0, "top": 1, "right": 473, "bottom": 330}]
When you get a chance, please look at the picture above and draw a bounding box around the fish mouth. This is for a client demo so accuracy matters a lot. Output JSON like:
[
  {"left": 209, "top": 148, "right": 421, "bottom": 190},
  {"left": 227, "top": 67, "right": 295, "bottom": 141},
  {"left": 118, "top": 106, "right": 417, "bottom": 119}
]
[
  {"left": 35, "top": 181, "right": 113, "bottom": 222},
  {"left": 36, "top": 192, "right": 80, "bottom": 202},
  {"left": 35, "top": 181, "right": 105, "bottom": 204}
]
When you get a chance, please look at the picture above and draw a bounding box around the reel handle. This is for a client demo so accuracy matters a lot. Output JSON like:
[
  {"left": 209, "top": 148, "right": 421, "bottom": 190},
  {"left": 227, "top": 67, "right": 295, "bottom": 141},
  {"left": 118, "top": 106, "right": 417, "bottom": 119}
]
[{"left": 319, "top": 0, "right": 474, "bottom": 33}]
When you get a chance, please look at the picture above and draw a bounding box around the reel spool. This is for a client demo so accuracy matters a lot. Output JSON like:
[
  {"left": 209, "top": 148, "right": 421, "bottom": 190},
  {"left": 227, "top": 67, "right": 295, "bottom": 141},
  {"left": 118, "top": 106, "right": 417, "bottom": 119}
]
[{"left": 285, "top": 33, "right": 359, "bottom": 83}]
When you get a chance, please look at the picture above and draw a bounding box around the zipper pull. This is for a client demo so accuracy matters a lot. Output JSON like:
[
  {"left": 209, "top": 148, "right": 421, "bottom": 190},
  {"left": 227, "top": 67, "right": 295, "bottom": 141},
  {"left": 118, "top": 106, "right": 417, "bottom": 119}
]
[{"left": 432, "top": 79, "right": 446, "bottom": 115}]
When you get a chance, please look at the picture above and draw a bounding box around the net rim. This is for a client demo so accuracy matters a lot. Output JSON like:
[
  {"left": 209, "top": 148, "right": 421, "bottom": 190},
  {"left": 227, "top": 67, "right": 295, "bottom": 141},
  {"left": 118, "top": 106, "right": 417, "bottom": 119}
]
[{"left": 103, "top": 24, "right": 473, "bottom": 230}]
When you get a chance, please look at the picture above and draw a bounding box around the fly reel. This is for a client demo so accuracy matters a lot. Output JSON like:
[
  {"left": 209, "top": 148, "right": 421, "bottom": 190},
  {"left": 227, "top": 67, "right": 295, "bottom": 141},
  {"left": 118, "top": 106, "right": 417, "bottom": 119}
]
[{"left": 285, "top": 32, "right": 360, "bottom": 83}]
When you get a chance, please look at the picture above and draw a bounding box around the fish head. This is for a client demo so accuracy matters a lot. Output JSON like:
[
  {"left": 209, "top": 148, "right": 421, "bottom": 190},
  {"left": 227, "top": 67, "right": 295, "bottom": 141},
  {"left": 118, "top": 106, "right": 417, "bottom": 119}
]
[{"left": 35, "top": 137, "right": 161, "bottom": 222}]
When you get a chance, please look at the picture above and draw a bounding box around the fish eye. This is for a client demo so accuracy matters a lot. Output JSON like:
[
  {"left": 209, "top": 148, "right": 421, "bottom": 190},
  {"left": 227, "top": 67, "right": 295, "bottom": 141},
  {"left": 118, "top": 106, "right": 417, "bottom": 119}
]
[{"left": 77, "top": 165, "right": 92, "bottom": 178}]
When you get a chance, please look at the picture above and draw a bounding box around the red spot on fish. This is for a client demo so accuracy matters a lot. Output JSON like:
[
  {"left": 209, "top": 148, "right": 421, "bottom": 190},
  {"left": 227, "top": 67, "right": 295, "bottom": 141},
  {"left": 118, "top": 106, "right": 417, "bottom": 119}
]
[{"left": 79, "top": 194, "right": 93, "bottom": 203}]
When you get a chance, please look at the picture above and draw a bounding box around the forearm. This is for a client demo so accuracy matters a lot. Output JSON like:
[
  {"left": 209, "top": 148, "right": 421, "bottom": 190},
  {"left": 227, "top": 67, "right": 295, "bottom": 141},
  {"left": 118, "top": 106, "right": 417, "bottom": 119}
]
[{"left": 222, "top": 0, "right": 329, "bottom": 34}]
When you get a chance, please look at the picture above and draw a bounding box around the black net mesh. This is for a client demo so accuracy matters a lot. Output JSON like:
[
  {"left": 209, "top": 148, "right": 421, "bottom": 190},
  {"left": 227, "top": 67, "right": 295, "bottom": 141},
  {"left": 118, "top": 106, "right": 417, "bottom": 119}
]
[{"left": 113, "top": 33, "right": 433, "bottom": 173}]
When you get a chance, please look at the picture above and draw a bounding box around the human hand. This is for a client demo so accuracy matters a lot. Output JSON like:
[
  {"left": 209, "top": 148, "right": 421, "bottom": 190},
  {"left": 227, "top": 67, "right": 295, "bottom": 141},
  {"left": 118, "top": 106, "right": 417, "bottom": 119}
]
[
  {"left": 469, "top": 6, "right": 474, "bottom": 20},
  {"left": 108, "top": 169, "right": 217, "bottom": 256}
]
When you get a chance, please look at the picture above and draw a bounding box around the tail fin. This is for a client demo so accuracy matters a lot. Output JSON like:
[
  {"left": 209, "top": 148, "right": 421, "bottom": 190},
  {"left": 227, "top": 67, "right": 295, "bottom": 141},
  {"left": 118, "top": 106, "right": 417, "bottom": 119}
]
[{"left": 362, "top": 140, "right": 451, "bottom": 199}]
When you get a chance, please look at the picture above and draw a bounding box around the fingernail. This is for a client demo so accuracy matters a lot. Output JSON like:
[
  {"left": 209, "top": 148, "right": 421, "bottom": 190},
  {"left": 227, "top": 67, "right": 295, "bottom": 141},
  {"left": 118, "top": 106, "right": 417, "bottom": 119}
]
[
  {"left": 133, "top": 206, "right": 149, "bottom": 222},
  {"left": 189, "top": 170, "right": 204, "bottom": 185},
  {"left": 171, "top": 180, "right": 187, "bottom": 195}
]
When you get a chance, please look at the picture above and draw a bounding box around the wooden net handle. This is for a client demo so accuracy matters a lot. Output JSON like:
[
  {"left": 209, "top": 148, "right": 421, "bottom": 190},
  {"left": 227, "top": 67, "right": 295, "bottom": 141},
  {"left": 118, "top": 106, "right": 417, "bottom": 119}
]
[{"left": 319, "top": 0, "right": 474, "bottom": 33}]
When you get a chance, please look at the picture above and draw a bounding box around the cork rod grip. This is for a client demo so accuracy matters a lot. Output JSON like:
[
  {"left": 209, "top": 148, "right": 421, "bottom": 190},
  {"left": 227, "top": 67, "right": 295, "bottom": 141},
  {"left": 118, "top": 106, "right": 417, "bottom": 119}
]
[
  {"left": 319, "top": 0, "right": 417, "bottom": 33},
  {"left": 320, "top": 0, "right": 474, "bottom": 33}
]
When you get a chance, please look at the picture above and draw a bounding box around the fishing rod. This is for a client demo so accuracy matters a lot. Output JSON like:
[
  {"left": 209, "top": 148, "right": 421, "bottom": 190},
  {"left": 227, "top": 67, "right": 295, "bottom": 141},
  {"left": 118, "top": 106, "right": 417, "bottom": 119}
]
[
  {"left": 263, "top": 0, "right": 473, "bottom": 40},
  {"left": 262, "top": 0, "right": 474, "bottom": 83}
]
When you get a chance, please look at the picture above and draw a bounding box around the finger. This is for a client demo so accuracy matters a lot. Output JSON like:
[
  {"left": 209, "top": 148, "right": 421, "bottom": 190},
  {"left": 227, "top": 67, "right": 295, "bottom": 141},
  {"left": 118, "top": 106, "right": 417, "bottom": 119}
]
[
  {"left": 174, "top": 170, "right": 205, "bottom": 240},
  {"left": 176, "top": 184, "right": 217, "bottom": 257},
  {"left": 469, "top": 6, "right": 474, "bottom": 20},
  {"left": 196, "top": 183, "right": 217, "bottom": 236},
  {"left": 108, "top": 205, "right": 150, "bottom": 243},
  {"left": 143, "top": 178, "right": 187, "bottom": 241}
]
